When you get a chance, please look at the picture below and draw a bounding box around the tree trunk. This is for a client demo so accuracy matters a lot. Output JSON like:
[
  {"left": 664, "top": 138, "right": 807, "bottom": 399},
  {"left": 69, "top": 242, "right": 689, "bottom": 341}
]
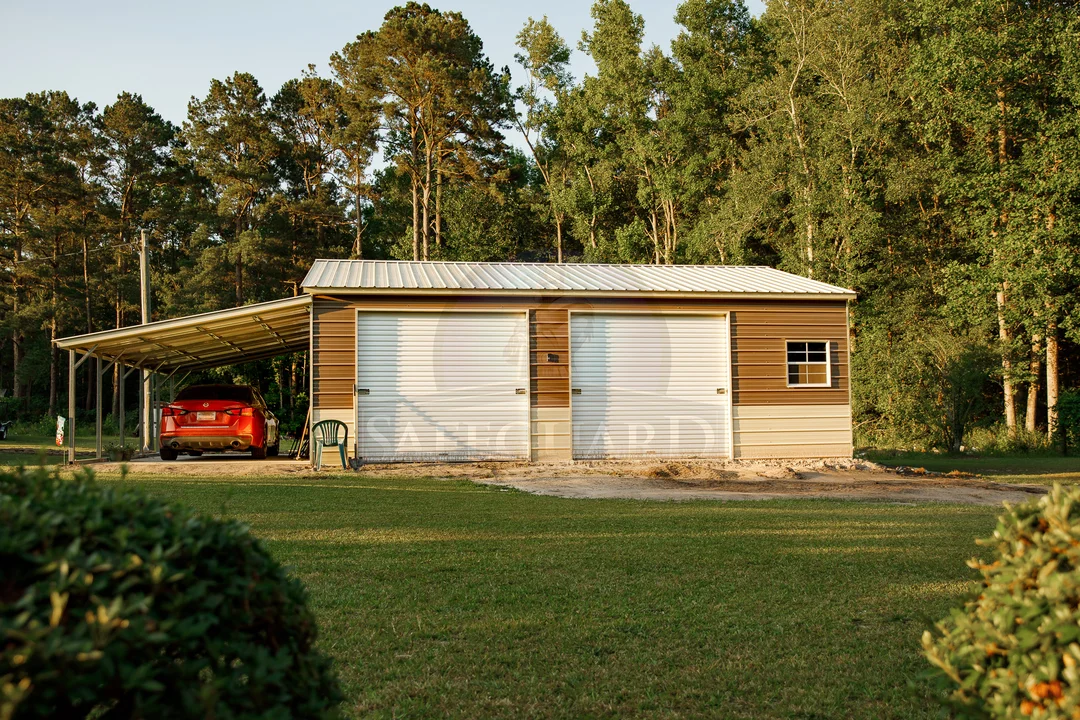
[
  {"left": 12, "top": 331, "right": 21, "bottom": 401},
  {"left": 12, "top": 233, "right": 22, "bottom": 400},
  {"left": 83, "top": 235, "right": 93, "bottom": 412},
  {"left": 435, "top": 161, "right": 443, "bottom": 249},
  {"left": 49, "top": 319, "right": 58, "bottom": 420},
  {"left": 112, "top": 278, "right": 121, "bottom": 416},
  {"left": 996, "top": 286, "right": 1017, "bottom": 435},
  {"left": 555, "top": 212, "right": 563, "bottom": 263},
  {"left": 1047, "top": 323, "right": 1059, "bottom": 442},
  {"left": 234, "top": 212, "right": 244, "bottom": 304},
  {"left": 354, "top": 163, "right": 363, "bottom": 259},
  {"left": 411, "top": 175, "right": 420, "bottom": 261},
  {"left": 1026, "top": 334, "right": 1041, "bottom": 433},
  {"left": 421, "top": 139, "right": 432, "bottom": 261}
]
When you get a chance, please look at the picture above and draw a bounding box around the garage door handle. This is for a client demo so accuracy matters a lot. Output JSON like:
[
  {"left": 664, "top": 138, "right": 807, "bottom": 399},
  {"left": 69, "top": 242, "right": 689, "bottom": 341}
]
[
  {"left": 716, "top": 388, "right": 726, "bottom": 395},
  {"left": 572, "top": 388, "right": 582, "bottom": 395},
  {"left": 357, "top": 388, "right": 370, "bottom": 395},
  {"left": 515, "top": 388, "right": 527, "bottom": 395}
]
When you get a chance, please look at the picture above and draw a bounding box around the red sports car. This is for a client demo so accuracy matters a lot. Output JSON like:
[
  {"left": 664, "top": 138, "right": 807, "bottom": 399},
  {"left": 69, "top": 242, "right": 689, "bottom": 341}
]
[{"left": 159, "top": 384, "right": 280, "bottom": 461}]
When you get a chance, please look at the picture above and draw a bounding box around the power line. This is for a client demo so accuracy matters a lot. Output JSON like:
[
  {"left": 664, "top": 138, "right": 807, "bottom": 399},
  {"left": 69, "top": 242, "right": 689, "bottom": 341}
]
[{"left": 3, "top": 239, "right": 140, "bottom": 267}]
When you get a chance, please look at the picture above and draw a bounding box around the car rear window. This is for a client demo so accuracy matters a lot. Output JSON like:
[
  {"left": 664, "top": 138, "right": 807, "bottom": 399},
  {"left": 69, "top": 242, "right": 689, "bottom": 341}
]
[{"left": 175, "top": 385, "right": 254, "bottom": 403}]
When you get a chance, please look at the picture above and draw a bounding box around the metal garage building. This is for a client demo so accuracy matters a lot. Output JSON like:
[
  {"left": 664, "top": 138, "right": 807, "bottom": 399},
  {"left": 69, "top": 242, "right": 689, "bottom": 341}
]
[
  {"left": 55, "top": 260, "right": 855, "bottom": 464},
  {"left": 304, "top": 260, "right": 856, "bottom": 462}
]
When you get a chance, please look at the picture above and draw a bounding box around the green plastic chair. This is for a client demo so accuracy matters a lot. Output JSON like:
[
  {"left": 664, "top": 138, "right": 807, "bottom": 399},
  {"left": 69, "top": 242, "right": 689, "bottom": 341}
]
[{"left": 311, "top": 419, "right": 349, "bottom": 471}]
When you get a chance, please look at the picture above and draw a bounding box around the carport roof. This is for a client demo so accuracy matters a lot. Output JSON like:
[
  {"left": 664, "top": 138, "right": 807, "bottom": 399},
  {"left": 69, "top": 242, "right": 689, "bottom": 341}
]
[
  {"left": 302, "top": 260, "right": 856, "bottom": 298},
  {"left": 54, "top": 295, "right": 311, "bottom": 372}
]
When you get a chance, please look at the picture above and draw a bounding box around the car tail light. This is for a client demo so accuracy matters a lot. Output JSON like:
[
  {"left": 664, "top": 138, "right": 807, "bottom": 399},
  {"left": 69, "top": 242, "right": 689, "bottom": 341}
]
[
  {"left": 225, "top": 407, "right": 254, "bottom": 417},
  {"left": 161, "top": 406, "right": 187, "bottom": 417}
]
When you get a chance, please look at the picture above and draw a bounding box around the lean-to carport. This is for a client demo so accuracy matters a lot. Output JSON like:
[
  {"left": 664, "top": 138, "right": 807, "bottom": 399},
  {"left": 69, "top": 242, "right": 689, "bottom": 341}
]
[{"left": 53, "top": 295, "right": 312, "bottom": 463}]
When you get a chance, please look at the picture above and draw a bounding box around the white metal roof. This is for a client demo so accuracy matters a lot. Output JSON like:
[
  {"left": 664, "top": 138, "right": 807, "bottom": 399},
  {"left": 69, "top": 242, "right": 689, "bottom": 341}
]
[
  {"left": 302, "top": 260, "right": 854, "bottom": 298},
  {"left": 54, "top": 295, "right": 312, "bottom": 372}
]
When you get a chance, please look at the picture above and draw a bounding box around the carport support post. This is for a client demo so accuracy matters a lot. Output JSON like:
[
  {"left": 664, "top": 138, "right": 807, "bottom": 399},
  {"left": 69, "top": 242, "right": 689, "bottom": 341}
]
[
  {"left": 141, "top": 370, "right": 152, "bottom": 453},
  {"left": 119, "top": 366, "right": 126, "bottom": 451},
  {"left": 67, "top": 350, "right": 75, "bottom": 464},
  {"left": 140, "top": 228, "right": 152, "bottom": 453},
  {"left": 95, "top": 356, "right": 103, "bottom": 459}
]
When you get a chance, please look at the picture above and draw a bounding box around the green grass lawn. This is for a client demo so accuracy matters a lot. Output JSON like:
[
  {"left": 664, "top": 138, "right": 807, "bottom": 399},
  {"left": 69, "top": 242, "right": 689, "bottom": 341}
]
[
  {"left": 864, "top": 450, "right": 1080, "bottom": 485},
  {"left": 0, "top": 432, "right": 126, "bottom": 465},
  {"left": 95, "top": 470, "right": 1006, "bottom": 719},
  {"left": 0, "top": 432, "right": 298, "bottom": 465}
]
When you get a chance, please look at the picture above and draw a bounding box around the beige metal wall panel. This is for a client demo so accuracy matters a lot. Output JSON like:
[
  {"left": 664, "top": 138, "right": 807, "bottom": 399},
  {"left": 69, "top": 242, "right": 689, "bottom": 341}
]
[
  {"left": 531, "top": 406, "right": 571, "bottom": 461},
  {"left": 311, "top": 408, "right": 355, "bottom": 461},
  {"left": 732, "top": 404, "right": 853, "bottom": 459},
  {"left": 570, "top": 313, "right": 731, "bottom": 459},
  {"left": 355, "top": 311, "right": 529, "bottom": 462}
]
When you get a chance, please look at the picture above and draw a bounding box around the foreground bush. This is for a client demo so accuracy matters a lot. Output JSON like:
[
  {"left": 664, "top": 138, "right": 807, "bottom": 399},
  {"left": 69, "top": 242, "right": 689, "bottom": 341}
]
[
  {"left": 923, "top": 485, "right": 1080, "bottom": 719},
  {"left": 0, "top": 466, "right": 342, "bottom": 718}
]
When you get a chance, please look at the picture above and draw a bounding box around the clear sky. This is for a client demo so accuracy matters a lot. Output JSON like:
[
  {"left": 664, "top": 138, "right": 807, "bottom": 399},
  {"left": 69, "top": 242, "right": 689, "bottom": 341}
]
[{"left": 0, "top": 0, "right": 766, "bottom": 130}]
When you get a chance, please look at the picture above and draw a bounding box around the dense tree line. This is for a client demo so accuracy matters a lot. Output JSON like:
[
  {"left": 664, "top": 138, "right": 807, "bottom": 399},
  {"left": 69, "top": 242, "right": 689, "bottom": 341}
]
[{"left": 1, "top": 0, "right": 1078, "bottom": 449}]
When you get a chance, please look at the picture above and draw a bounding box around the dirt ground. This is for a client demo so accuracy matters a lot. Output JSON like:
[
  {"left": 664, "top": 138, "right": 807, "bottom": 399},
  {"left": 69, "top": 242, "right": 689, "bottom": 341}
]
[{"left": 84, "top": 454, "right": 1045, "bottom": 505}]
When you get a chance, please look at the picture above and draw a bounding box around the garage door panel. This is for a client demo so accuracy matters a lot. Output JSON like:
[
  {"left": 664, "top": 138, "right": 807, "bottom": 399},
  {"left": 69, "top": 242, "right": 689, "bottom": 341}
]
[
  {"left": 571, "top": 314, "right": 730, "bottom": 459},
  {"left": 357, "top": 312, "right": 529, "bottom": 462}
]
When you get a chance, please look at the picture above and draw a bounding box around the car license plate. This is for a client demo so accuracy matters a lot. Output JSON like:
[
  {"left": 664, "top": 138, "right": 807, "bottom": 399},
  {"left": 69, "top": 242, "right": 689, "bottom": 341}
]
[{"left": 196, "top": 411, "right": 216, "bottom": 421}]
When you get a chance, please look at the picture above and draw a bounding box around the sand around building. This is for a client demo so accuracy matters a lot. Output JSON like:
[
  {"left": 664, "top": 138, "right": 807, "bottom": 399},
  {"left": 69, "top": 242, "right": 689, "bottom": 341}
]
[{"left": 81, "top": 454, "right": 1046, "bottom": 506}]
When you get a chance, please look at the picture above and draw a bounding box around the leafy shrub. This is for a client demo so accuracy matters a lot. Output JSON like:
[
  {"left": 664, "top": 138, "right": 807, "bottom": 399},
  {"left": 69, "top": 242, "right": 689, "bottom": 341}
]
[
  {"left": 852, "top": 323, "right": 997, "bottom": 453},
  {"left": 1059, "top": 390, "right": 1080, "bottom": 455},
  {"left": 966, "top": 424, "right": 1056, "bottom": 456},
  {"left": 10, "top": 414, "right": 60, "bottom": 438},
  {"left": 923, "top": 484, "right": 1080, "bottom": 718},
  {"left": 0, "top": 466, "right": 343, "bottom": 719}
]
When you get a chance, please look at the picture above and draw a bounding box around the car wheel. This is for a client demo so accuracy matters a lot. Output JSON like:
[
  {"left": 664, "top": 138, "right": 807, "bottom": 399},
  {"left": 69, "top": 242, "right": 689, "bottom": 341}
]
[
  {"left": 159, "top": 447, "right": 179, "bottom": 461},
  {"left": 251, "top": 445, "right": 267, "bottom": 460},
  {"left": 267, "top": 443, "right": 279, "bottom": 457}
]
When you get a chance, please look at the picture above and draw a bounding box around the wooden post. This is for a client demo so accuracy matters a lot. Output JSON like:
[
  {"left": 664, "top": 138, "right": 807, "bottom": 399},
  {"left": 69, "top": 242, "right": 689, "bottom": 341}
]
[
  {"left": 140, "top": 230, "right": 152, "bottom": 452},
  {"left": 119, "top": 365, "right": 126, "bottom": 451},
  {"left": 95, "top": 356, "right": 103, "bottom": 459},
  {"left": 67, "top": 350, "right": 75, "bottom": 464}
]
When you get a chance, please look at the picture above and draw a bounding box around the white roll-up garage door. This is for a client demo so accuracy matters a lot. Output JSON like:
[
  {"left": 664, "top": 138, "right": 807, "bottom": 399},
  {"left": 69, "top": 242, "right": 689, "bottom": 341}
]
[
  {"left": 570, "top": 313, "right": 731, "bottom": 459},
  {"left": 356, "top": 311, "right": 529, "bottom": 462}
]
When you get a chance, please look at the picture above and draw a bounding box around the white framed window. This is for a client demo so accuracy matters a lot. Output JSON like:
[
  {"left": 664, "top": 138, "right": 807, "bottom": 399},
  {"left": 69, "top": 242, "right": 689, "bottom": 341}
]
[{"left": 786, "top": 341, "right": 830, "bottom": 387}]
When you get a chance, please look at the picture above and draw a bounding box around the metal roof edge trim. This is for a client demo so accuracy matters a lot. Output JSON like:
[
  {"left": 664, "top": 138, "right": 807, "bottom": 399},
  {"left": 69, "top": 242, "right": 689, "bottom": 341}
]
[
  {"left": 54, "top": 295, "right": 313, "bottom": 350},
  {"left": 301, "top": 286, "right": 856, "bottom": 300}
]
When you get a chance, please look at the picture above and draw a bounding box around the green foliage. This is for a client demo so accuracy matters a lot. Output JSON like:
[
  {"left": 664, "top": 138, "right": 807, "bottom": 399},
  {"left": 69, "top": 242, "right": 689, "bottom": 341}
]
[
  {"left": 855, "top": 323, "right": 996, "bottom": 452},
  {"left": 0, "top": 465, "right": 343, "bottom": 719},
  {"left": 923, "top": 484, "right": 1080, "bottom": 719},
  {"left": 965, "top": 425, "right": 1056, "bottom": 456},
  {"left": 1059, "top": 390, "right": 1080, "bottom": 455},
  {"left": 2, "top": 0, "right": 1079, "bottom": 449}
]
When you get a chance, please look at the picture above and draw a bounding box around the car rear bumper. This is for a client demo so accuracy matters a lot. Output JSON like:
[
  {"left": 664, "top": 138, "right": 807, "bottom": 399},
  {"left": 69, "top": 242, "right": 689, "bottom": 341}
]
[{"left": 160, "top": 434, "right": 254, "bottom": 451}]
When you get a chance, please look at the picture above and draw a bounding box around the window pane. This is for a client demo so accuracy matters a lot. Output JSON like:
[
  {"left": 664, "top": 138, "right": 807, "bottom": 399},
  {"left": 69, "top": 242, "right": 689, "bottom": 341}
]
[
  {"left": 807, "top": 342, "right": 827, "bottom": 353},
  {"left": 808, "top": 349, "right": 827, "bottom": 362},
  {"left": 806, "top": 364, "right": 828, "bottom": 384},
  {"left": 788, "top": 368, "right": 800, "bottom": 384}
]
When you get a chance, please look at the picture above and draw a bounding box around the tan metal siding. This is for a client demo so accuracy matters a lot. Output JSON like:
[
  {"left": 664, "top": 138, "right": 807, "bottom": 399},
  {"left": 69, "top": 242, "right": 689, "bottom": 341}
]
[
  {"left": 529, "top": 309, "right": 571, "bottom": 459},
  {"left": 530, "top": 309, "right": 569, "bottom": 408},
  {"left": 732, "top": 405, "right": 853, "bottom": 459},
  {"left": 730, "top": 305, "right": 848, "bottom": 406},
  {"left": 309, "top": 294, "right": 852, "bottom": 460},
  {"left": 312, "top": 299, "right": 354, "bottom": 411}
]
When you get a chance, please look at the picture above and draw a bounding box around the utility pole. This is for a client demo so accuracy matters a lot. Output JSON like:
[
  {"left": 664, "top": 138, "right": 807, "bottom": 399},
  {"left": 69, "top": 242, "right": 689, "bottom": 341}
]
[{"left": 140, "top": 229, "right": 152, "bottom": 453}]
